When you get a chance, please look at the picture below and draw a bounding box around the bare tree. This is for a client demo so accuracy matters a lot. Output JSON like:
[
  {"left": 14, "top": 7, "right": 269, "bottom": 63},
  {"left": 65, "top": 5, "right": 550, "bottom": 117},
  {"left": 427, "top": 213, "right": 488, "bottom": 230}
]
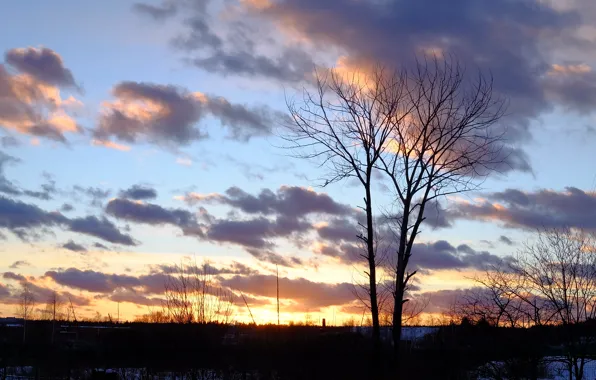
[
  {"left": 474, "top": 229, "right": 596, "bottom": 380},
  {"left": 163, "top": 260, "right": 235, "bottom": 324},
  {"left": 374, "top": 56, "right": 506, "bottom": 371},
  {"left": 16, "top": 283, "right": 35, "bottom": 343},
  {"left": 285, "top": 66, "right": 409, "bottom": 365}
]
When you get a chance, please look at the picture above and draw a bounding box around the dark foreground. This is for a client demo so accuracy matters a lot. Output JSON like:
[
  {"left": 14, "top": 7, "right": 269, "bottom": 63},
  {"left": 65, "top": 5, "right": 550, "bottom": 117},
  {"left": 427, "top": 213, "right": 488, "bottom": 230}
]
[{"left": 2, "top": 320, "right": 596, "bottom": 379}]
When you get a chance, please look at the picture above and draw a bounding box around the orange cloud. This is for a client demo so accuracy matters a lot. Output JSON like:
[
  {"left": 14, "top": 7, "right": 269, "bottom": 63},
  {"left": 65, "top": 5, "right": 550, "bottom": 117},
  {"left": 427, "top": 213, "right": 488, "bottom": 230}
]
[
  {"left": 91, "top": 139, "right": 131, "bottom": 151},
  {"left": 549, "top": 63, "right": 591, "bottom": 76}
]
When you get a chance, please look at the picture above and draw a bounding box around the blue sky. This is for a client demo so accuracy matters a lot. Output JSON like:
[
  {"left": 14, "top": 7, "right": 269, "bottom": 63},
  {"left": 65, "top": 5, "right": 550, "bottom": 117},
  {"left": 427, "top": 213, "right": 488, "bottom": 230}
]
[{"left": 1, "top": 0, "right": 595, "bottom": 323}]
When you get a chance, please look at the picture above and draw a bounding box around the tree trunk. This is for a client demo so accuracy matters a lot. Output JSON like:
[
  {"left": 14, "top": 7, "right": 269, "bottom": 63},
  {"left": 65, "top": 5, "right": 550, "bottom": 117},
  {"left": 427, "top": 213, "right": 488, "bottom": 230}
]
[
  {"left": 392, "top": 263, "right": 406, "bottom": 378},
  {"left": 365, "top": 184, "right": 382, "bottom": 379}
]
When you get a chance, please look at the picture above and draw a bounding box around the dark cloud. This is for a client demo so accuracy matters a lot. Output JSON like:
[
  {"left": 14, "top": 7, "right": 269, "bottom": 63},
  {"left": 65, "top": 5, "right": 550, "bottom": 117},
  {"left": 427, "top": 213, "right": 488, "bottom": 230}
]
[
  {"left": 0, "top": 151, "right": 20, "bottom": 196},
  {"left": 106, "top": 198, "right": 202, "bottom": 236},
  {"left": 23, "top": 172, "right": 57, "bottom": 201},
  {"left": 408, "top": 240, "right": 513, "bottom": 273},
  {"left": 0, "top": 283, "right": 9, "bottom": 298},
  {"left": 93, "top": 242, "right": 109, "bottom": 249},
  {"left": 0, "top": 195, "right": 67, "bottom": 240},
  {"left": 190, "top": 48, "right": 314, "bottom": 84},
  {"left": 61, "top": 240, "right": 87, "bottom": 252},
  {"left": 220, "top": 274, "right": 355, "bottom": 309},
  {"left": 73, "top": 185, "right": 111, "bottom": 207},
  {"left": 315, "top": 218, "right": 359, "bottom": 244},
  {"left": 108, "top": 288, "right": 163, "bottom": 306},
  {"left": 498, "top": 235, "right": 514, "bottom": 246},
  {"left": 150, "top": 261, "right": 258, "bottom": 277},
  {"left": 0, "top": 155, "right": 58, "bottom": 200},
  {"left": 422, "top": 201, "right": 452, "bottom": 229},
  {"left": 449, "top": 187, "right": 596, "bottom": 231},
  {"left": 0, "top": 279, "right": 92, "bottom": 307},
  {"left": 0, "top": 196, "right": 135, "bottom": 245},
  {"left": 133, "top": 1, "right": 177, "bottom": 21},
  {"left": 3, "top": 271, "right": 26, "bottom": 282},
  {"left": 94, "top": 81, "right": 281, "bottom": 147},
  {"left": 0, "top": 136, "right": 19, "bottom": 148},
  {"left": 9, "top": 260, "right": 31, "bottom": 269},
  {"left": 315, "top": 222, "right": 511, "bottom": 272},
  {"left": 68, "top": 216, "right": 136, "bottom": 246},
  {"left": 60, "top": 203, "right": 74, "bottom": 212},
  {"left": 4, "top": 47, "right": 77, "bottom": 87},
  {"left": 207, "top": 216, "right": 309, "bottom": 249},
  {"left": 255, "top": 0, "right": 579, "bottom": 125},
  {"left": 44, "top": 267, "right": 167, "bottom": 295},
  {"left": 245, "top": 248, "right": 303, "bottom": 268},
  {"left": 119, "top": 184, "right": 157, "bottom": 200},
  {"left": 45, "top": 268, "right": 142, "bottom": 293},
  {"left": 182, "top": 185, "right": 353, "bottom": 218}
]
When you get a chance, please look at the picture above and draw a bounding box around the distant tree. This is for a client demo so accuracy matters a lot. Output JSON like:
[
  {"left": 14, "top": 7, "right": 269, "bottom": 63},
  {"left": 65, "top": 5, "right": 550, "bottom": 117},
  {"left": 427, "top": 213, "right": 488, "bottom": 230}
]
[
  {"left": 16, "top": 283, "right": 35, "bottom": 343},
  {"left": 42, "top": 291, "right": 64, "bottom": 344},
  {"left": 163, "top": 259, "right": 235, "bottom": 324},
  {"left": 475, "top": 229, "right": 596, "bottom": 380},
  {"left": 135, "top": 309, "right": 170, "bottom": 323}
]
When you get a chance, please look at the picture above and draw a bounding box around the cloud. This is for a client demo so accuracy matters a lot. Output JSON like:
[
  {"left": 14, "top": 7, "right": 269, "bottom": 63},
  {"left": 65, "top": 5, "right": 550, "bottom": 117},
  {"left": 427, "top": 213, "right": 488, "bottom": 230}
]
[
  {"left": 0, "top": 154, "right": 58, "bottom": 200},
  {"left": 60, "top": 203, "right": 74, "bottom": 212},
  {"left": 119, "top": 184, "right": 158, "bottom": 200},
  {"left": 94, "top": 81, "right": 283, "bottom": 147},
  {"left": 177, "top": 185, "right": 358, "bottom": 265},
  {"left": 44, "top": 267, "right": 168, "bottom": 296},
  {"left": 498, "top": 235, "right": 514, "bottom": 246},
  {"left": 207, "top": 215, "right": 309, "bottom": 250},
  {"left": 0, "top": 195, "right": 67, "bottom": 240},
  {"left": 245, "top": 248, "right": 303, "bottom": 267},
  {"left": 107, "top": 288, "right": 163, "bottom": 306},
  {"left": 220, "top": 274, "right": 356, "bottom": 309},
  {"left": 9, "top": 260, "right": 31, "bottom": 269},
  {"left": 22, "top": 172, "right": 57, "bottom": 201},
  {"left": 0, "top": 47, "right": 82, "bottom": 141},
  {"left": 180, "top": 185, "right": 354, "bottom": 218},
  {"left": 91, "top": 139, "right": 131, "bottom": 151},
  {"left": 0, "top": 276, "right": 92, "bottom": 306},
  {"left": 3, "top": 271, "right": 27, "bottom": 282},
  {"left": 73, "top": 185, "right": 111, "bottom": 207},
  {"left": 45, "top": 268, "right": 142, "bottom": 293},
  {"left": 69, "top": 216, "right": 136, "bottom": 246},
  {"left": 449, "top": 187, "right": 596, "bottom": 231},
  {"left": 133, "top": 1, "right": 177, "bottom": 21},
  {"left": 0, "top": 283, "right": 9, "bottom": 298},
  {"left": 61, "top": 239, "right": 87, "bottom": 252},
  {"left": 176, "top": 157, "right": 192, "bottom": 166},
  {"left": 0, "top": 196, "right": 135, "bottom": 245},
  {"left": 105, "top": 198, "right": 202, "bottom": 236},
  {"left": 4, "top": 47, "right": 77, "bottom": 88},
  {"left": 1, "top": 136, "right": 20, "bottom": 148},
  {"left": 315, "top": 218, "right": 360, "bottom": 244},
  {"left": 0, "top": 150, "right": 21, "bottom": 195},
  {"left": 135, "top": 0, "right": 316, "bottom": 82},
  {"left": 314, "top": 221, "right": 511, "bottom": 272}
]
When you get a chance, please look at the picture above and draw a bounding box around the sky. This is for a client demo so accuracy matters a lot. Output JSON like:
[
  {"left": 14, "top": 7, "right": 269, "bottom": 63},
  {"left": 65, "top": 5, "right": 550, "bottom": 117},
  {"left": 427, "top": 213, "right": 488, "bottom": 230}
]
[{"left": 1, "top": 0, "right": 596, "bottom": 325}]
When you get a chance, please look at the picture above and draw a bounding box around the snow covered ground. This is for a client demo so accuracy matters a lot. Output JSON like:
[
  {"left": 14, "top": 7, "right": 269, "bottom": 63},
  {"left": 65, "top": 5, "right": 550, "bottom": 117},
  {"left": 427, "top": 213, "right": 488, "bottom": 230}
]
[{"left": 475, "top": 357, "right": 596, "bottom": 380}]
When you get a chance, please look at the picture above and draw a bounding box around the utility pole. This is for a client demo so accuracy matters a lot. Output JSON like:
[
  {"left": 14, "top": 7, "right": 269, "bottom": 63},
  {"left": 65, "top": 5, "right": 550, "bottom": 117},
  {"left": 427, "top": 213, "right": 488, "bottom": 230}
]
[
  {"left": 276, "top": 265, "right": 280, "bottom": 326},
  {"left": 117, "top": 302, "right": 120, "bottom": 324}
]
